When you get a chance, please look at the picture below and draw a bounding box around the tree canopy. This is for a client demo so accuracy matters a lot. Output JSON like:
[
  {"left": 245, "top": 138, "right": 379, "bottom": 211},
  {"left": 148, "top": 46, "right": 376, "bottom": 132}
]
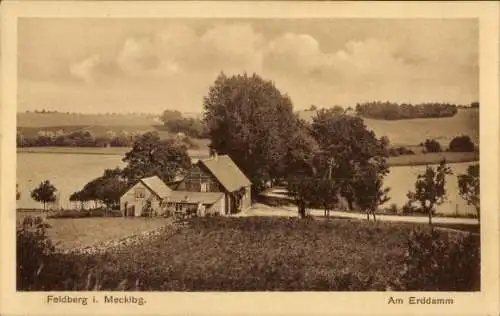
[
  {"left": 407, "top": 160, "right": 453, "bottom": 225},
  {"left": 203, "top": 72, "right": 302, "bottom": 192},
  {"left": 310, "top": 109, "right": 389, "bottom": 210},
  {"left": 121, "top": 132, "right": 192, "bottom": 185},
  {"left": 458, "top": 164, "right": 480, "bottom": 221},
  {"left": 31, "top": 180, "right": 57, "bottom": 210}
]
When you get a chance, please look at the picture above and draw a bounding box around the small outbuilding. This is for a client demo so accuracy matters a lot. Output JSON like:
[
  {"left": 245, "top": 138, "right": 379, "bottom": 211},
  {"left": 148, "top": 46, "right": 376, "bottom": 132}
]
[{"left": 120, "top": 176, "right": 171, "bottom": 217}]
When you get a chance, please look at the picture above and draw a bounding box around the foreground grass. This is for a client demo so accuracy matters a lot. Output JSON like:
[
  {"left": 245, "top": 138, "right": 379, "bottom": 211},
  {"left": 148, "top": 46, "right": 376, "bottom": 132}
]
[
  {"left": 19, "top": 216, "right": 480, "bottom": 291},
  {"left": 16, "top": 214, "right": 170, "bottom": 250}
]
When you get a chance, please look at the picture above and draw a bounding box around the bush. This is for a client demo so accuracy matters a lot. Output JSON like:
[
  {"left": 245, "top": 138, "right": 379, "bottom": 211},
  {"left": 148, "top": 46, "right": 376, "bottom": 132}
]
[
  {"left": 393, "top": 228, "right": 480, "bottom": 291},
  {"left": 449, "top": 135, "right": 475, "bottom": 152},
  {"left": 17, "top": 216, "right": 55, "bottom": 290},
  {"left": 423, "top": 139, "right": 442, "bottom": 153},
  {"left": 389, "top": 147, "right": 415, "bottom": 156}
]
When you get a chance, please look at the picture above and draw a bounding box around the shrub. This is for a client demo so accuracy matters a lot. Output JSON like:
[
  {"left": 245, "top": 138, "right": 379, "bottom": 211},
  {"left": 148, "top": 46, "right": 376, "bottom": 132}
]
[
  {"left": 423, "top": 139, "right": 442, "bottom": 153},
  {"left": 394, "top": 228, "right": 480, "bottom": 291},
  {"left": 389, "top": 146, "right": 416, "bottom": 156},
  {"left": 449, "top": 135, "right": 475, "bottom": 152},
  {"left": 17, "top": 216, "right": 55, "bottom": 290}
]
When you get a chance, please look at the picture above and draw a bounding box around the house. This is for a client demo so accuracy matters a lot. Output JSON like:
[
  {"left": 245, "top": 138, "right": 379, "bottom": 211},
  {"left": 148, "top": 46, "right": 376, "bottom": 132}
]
[
  {"left": 176, "top": 154, "right": 252, "bottom": 215},
  {"left": 119, "top": 154, "right": 252, "bottom": 217},
  {"left": 120, "top": 176, "right": 171, "bottom": 217}
]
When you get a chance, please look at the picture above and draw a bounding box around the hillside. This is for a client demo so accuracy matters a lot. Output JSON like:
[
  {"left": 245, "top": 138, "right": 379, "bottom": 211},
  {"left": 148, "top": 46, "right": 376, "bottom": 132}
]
[
  {"left": 298, "top": 108, "right": 479, "bottom": 147},
  {"left": 17, "top": 112, "right": 161, "bottom": 127}
]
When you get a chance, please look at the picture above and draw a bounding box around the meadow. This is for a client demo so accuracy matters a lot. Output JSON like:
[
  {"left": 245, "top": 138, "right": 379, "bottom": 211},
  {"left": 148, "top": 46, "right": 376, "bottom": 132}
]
[{"left": 17, "top": 216, "right": 480, "bottom": 291}]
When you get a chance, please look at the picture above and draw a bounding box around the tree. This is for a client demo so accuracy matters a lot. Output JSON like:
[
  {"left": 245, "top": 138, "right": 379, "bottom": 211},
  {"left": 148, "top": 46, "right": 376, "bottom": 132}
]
[
  {"left": 203, "top": 72, "right": 301, "bottom": 193},
  {"left": 449, "top": 135, "right": 475, "bottom": 152},
  {"left": 458, "top": 164, "right": 480, "bottom": 222},
  {"left": 73, "top": 168, "right": 129, "bottom": 209},
  {"left": 407, "top": 160, "right": 453, "bottom": 225},
  {"left": 287, "top": 174, "right": 316, "bottom": 218},
  {"left": 423, "top": 139, "right": 442, "bottom": 153},
  {"left": 311, "top": 109, "right": 389, "bottom": 210},
  {"left": 122, "top": 132, "right": 192, "bottom": 185},
  {"left": 352, "top": 164, "right": 390, "bottom": 221},
  {"left": 31, "top": 180, "right": 57, "bottom": 211},
  {"left": 159, "top": 109, "right": 183, "bottom": 123}
]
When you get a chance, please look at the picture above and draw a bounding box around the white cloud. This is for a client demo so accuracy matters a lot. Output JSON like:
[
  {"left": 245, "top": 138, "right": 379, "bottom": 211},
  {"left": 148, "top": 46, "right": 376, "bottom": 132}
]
[{"left": 69, "top": 54, "right": 102, "bottom": 84}]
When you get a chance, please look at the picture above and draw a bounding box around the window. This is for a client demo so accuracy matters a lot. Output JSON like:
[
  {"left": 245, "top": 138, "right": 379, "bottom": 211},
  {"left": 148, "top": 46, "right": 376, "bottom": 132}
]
[
  {"left": 135, "top": 187, "right": 146, "bottom": 199},
  {"left": 200, "top": 182, "right": 208, "bottom": 192}
]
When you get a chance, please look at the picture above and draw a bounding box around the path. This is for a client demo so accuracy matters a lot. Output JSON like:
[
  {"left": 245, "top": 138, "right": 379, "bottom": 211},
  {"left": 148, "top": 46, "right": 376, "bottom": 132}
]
[{"left": 236, "top": 203, "right": 479, "bottom": 226}]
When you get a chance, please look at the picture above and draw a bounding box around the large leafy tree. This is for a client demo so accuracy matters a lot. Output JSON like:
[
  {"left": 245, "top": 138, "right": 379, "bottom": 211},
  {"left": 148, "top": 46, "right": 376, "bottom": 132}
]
[
  {"left": 203, "top": 72, "right": 301, "bottom": 192},
  {"left": 72, "top": 168, "right": 129, "bottom": 209},
  {"left": 458, "top": 164, "right": 480, "bottom": 222},
  {"left": 31, "top": 180, "right": 57, "bottom": 211},
  {"left": 351, "top": 164, "right": 390, "bottom": 221},
  {"left": 310, "top": 109, "right": 389, "bottom": 210},
  {"left": 122, "top": 132, "right": 192, "bottom": 185},
  {"left": 407, "top": 160, "right": 453, "bottom": 225}
]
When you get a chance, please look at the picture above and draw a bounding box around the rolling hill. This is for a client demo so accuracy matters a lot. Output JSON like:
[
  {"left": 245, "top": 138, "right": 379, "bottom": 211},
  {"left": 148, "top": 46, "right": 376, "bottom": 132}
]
[{"left": 297, "top": 108, "right": 479, "bottom": 147}]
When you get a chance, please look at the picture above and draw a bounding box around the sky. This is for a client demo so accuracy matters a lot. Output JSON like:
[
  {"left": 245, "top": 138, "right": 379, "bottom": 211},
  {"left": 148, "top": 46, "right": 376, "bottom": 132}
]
[{"left": 17, "top": 18, "right": 478, "bottom": 114}]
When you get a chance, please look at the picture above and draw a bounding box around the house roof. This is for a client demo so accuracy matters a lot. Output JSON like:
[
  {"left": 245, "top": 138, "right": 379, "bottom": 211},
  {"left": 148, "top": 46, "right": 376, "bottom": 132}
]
[
  {"left": 166, "top": 191, "right": 224, "bottom": 205},
  {"left": 140, "top": 176, "right": 172, "bottom": 198},
  {"left": 198, "top": 155, "right": 251, "bottom": 192}
]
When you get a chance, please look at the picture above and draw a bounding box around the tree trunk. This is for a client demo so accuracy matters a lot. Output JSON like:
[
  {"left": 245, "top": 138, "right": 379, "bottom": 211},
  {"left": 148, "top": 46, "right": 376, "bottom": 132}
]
[
  {"left": 428, "top": 210, "right": 432, "bottom": 226},
  {"left": 366, "top": 212, "right": 369, "bottom": 221},
  {"left": 298, "top": 200, "right": 306, "bottom": 219},
  {"left": 347, "top": 198, "right": 354, "bottom": 211},
  {"left": 372, "top": 212, "right": 376, "bottom": 222}
]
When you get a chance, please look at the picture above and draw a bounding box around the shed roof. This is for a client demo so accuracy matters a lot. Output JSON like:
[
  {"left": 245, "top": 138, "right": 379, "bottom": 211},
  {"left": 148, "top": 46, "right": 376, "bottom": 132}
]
[
  {"left": 166, "top": 191, "right": 224, "bottom": 205},
  {"left": 198, "top": 155, "right": 251, "bottom": 192},
  {"left": 140, "top": 176, "right": 172, "bottom": 198}
]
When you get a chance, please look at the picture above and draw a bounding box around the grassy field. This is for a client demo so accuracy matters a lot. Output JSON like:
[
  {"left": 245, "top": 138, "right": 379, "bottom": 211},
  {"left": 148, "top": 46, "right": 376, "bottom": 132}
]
[
  {"left": 17, "top": 214, "right": 170, "bottom": 250},
  {"left": 387, "top": 151, "right": 479, "bottom": 167},
  {"left": 19, "top": 216, "right": 479, "bottom": 291}
]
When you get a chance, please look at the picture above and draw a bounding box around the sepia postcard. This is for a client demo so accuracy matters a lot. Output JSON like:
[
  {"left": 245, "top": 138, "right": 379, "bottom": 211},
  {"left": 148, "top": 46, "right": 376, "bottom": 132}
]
[{"left": 1, "top": 1, "right": 499, "bottom": 316}]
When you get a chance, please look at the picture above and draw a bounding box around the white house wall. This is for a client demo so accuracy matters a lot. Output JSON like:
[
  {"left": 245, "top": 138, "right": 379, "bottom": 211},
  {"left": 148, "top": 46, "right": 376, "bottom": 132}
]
[{"left": 120, "top": 182, "right": 161, "bottom": 217}]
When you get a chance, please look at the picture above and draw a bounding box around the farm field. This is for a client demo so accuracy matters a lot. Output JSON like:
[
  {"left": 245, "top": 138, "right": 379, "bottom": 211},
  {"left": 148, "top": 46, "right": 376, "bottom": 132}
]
[{"left": 23, "top": 216, "right": 479, "bottom": 291}]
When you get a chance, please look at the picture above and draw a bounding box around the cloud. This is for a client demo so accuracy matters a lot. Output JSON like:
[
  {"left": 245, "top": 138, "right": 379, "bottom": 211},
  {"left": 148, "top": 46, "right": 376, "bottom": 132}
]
[
  {"left": 19, "top": 19, "right": 478, "bottom": 113},
  {"left": 69, "top": 54, "right": 102, "bottom": 84}
]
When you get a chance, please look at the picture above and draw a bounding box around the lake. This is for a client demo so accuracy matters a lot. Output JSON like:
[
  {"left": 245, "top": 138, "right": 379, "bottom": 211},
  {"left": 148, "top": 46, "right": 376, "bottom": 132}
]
[{"left": 16, "top": 152, "right": 477, "bottom": 215}]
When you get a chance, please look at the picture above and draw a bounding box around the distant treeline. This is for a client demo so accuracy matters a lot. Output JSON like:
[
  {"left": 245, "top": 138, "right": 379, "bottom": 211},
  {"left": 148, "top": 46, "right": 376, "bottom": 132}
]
[
  {"left": 355, "top": 102, "right": 464, "bottom": 120},
  {"left": 17, "top": 130, "right": 143, "bottom": 148},
  {"left": 25, "top": 109, "right": 159, "bottom": 117},
  {"left": 160, "top": 110, "right": 208, "bottom": 138},
  {"left": 16, "top": 129, "right": 196, "bottom": 148}
]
